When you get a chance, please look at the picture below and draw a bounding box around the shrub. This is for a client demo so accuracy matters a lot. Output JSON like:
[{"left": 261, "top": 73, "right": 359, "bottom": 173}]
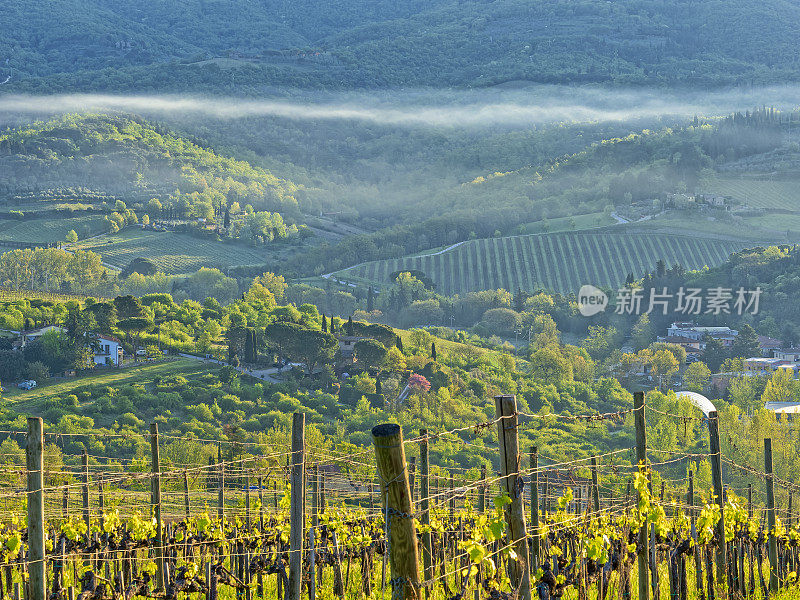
[{"left": 119, "top": 413, "right": 145, "bottom": 428}]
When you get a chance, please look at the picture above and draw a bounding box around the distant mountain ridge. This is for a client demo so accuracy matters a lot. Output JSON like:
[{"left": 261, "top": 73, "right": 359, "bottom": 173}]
[{"left": 4, "top": 0, "right": 800, "bottom": 91}]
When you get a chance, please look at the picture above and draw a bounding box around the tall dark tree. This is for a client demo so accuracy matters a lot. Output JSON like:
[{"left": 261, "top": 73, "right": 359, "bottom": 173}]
[
  {"left": 396, "top": 335, "right": 404, "bottom": 352},
  {"left": 514, "top": 288, "right": 525, "bottom": 313},
  {"left": 431, "top": 341, "right": 437, "bottom": 361},
  {"left": 244, "top": 328, "right": 256, "bottom": 363},
  {"left": 224, "top": 206, "right": 231, "bottom": 229},
  {"left": 730, "top": 324, "right": 760, "bottom": 358},
  {"left": 347, "top": 316, "right": 354, "bottom": 336},
  {"left": 702, "top": 336, "right": 727, "bottom": 373},
  {"left": 322, "top": 314, "right": 328, "bottom": 333},
  {"left": 367, "top": 286, "right": 374, "bottom": 312}
]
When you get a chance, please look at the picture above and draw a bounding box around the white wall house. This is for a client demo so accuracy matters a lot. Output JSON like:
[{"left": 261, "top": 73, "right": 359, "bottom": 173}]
[
  {"left": 93, "top": 334, "right": 123, "bottom": 366},
  {"left": 16, "top": 326, "right": 123, "bottom": 366}
]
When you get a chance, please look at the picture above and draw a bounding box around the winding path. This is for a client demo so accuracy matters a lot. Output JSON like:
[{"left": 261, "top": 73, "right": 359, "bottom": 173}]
[{"left": 321, "top": 240, "right": 468, "bottom": 286}]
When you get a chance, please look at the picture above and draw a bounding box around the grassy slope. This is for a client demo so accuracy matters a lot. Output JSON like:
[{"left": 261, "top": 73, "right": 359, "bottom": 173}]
[{"left": 4, "top": 357, "right": 211, "bottom": 403}]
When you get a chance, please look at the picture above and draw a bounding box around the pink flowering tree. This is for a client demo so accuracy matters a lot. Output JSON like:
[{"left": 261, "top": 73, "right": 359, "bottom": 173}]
[{"left": 408, "top": 373, "right": 431, "bottom": 393}]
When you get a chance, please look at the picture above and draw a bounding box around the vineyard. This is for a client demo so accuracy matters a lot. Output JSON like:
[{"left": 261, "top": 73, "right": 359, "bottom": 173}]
[
  {"left": 702, "top": 177, "right": 800, "bottom": 211},
  {"left": 4, "top": 393, "right": 800, "bottom": 600},
  {"left": 334, "top": 232, "right": 747, "bottom": 295},
  {"left": 0, "top": 215, "right": 107, "bottom": 243},
  {"left": 73, "top": 230, "right": 276, "bottom": 275}
]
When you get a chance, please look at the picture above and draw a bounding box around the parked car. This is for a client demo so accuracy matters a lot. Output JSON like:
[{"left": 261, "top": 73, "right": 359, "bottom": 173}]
[{"left": 17, "top": 380, "right": 37, "bottom": 390}]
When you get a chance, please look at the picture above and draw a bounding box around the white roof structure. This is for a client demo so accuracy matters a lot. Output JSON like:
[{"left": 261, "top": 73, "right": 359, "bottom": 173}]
[
  {"left": 764, "top": 402, "right": 800, "bottom": 414},
  {"left": 675, "top": 391, "right": 716, "bottom": 416}
]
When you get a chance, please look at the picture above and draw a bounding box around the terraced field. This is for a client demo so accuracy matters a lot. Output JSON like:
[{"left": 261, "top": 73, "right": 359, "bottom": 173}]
[
  {"left": 74, "top": 229, "right": 273, "bottom": 274},
  {"left": 703, "top": 176, "right": 800, "bottom": 210},
  {"left": 336, "top": 231, "right": 749, "bottom": 295}
]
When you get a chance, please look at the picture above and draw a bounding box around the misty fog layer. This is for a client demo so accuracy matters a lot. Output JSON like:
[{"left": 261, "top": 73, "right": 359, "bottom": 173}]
[{"left": 1, "top": 85, "right": 800, "bottom": 127}]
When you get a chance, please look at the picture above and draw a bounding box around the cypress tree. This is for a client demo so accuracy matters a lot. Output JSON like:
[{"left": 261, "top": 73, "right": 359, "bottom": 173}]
[
  {"left": 396, "top": 335, "right": 404, "bottom": 352},
  {"left": 322, "top": 314, "right": 328, "bottom": 333},
  {"left": 347, "top": 315, "right": 354, "bottom": 336},
  {"left": 375, "top": 376, "right": 382, "bottom": 396},
  {"left": 431, "top": 341, "right": 437, "bottom": 362},
  {"left": 244, "top": 329, "right": 254, "bottom": 363},
  {"left": 367, "top": 286, "right": 374, "bottom": 312}
]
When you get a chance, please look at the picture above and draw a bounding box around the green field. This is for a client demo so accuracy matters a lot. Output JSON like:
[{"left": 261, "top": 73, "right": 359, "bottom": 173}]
[
  {"left": 702, "top": 176, "right": 800, "bottom": 210},
  {"left": 518, "top": 211, "right": 615, "bottom": 235},
  {"left": 73, "top": 228, "right": 277, "bottom": 274},
  {"left": 336, "top": 231, "right": 749, "bottom": 295},
  {"left": 4, "top": 357, "right": 211, "bottom": 402},
  {"left": 0, "top": 215, "right": 108, "bottom": 243}
]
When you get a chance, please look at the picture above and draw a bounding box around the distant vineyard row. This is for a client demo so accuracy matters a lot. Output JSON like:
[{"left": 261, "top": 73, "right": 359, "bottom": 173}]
[
  {"left": 704, "top": 176, "right": 800, "bottom": 211},
  {"left": 339, "top": 232, "right": 748, "bottom": 295}
]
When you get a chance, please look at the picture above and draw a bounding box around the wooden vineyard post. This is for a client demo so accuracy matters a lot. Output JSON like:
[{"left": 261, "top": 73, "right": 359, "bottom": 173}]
[
  {"left": 288, "top": 412, "right": 305, "bottom": 600},
  {"left": 27, "top": 417, "right": 45, "bottom": 600},
  {"left": 320, "top": 470, "right": 326, "bottom": 514},
  {"left": 419, "top": 429, "right": 433, "bottom": 599},
  {"left": 81, "top": 449, "right": 90, "bottom": 531},
  {"left": 591, "top": 456, "right": 601, "bottom": 513},
  {"left": 707, "top": 411, "right": 727, "bottom": 587},
  {"left": 81, "top": 448, "right": 91, "bottom": 569},
  {"left": 478, "top": 464, "right": 486, "bottom": 513},
  {"left": 98, "top": 474, "right": 104, "bottom": 517},
  {"left": 495, "top": 394, "right": 531, "bottom": 600},
  {"left": 312, "top": 465, "right": 319, "bottom": 528},
  {"left": 245, "top": 471, "right": 252, "bottom": 531},
  {"left": 409, "top": 456, "right": 417, "bottom": 507},
  {"left": 62, "top": 485, "right": 69, "bottom": 521},
  {"left": 372, "top": 423, "right": 420, "bottom": 600},
  {"left": 449, "top": 472, "right": 455, "bottom": 518},
  {"left": 634, "top": 391, "right": 650, "bottom": 600},
  {"left": 183, "top": 471, "right": 190, "bottom": 520},
  {"left": 530, "top": 446, "right": 540, "bottom": 571},
  {"left": 258, "top": 476, "right": 264, "bottom": 531},
  {"left": 765, "top": 438, "right": 778, "bottom": 593},
  {"left": 544, "top": 469, "right": 550, "bottom": 513},
  {"left": 150, "top": 423, "right": 165, "bottom": 591}
]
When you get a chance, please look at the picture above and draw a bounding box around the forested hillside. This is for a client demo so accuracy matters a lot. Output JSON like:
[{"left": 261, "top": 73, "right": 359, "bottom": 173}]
[{"left": 5, "top": 0, "right": 800, "bottom": 91}]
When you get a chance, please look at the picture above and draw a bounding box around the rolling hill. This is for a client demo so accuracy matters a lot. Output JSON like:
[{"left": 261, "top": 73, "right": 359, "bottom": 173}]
[
  {"left": 5, "top": 0, "right": 800, "bottom": 91},
  {"left": 332, "top": 230, "right": 750, "bottom": 295},
  {"left": 0, "top": 113, "right": 315, "bottom": 273}
]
